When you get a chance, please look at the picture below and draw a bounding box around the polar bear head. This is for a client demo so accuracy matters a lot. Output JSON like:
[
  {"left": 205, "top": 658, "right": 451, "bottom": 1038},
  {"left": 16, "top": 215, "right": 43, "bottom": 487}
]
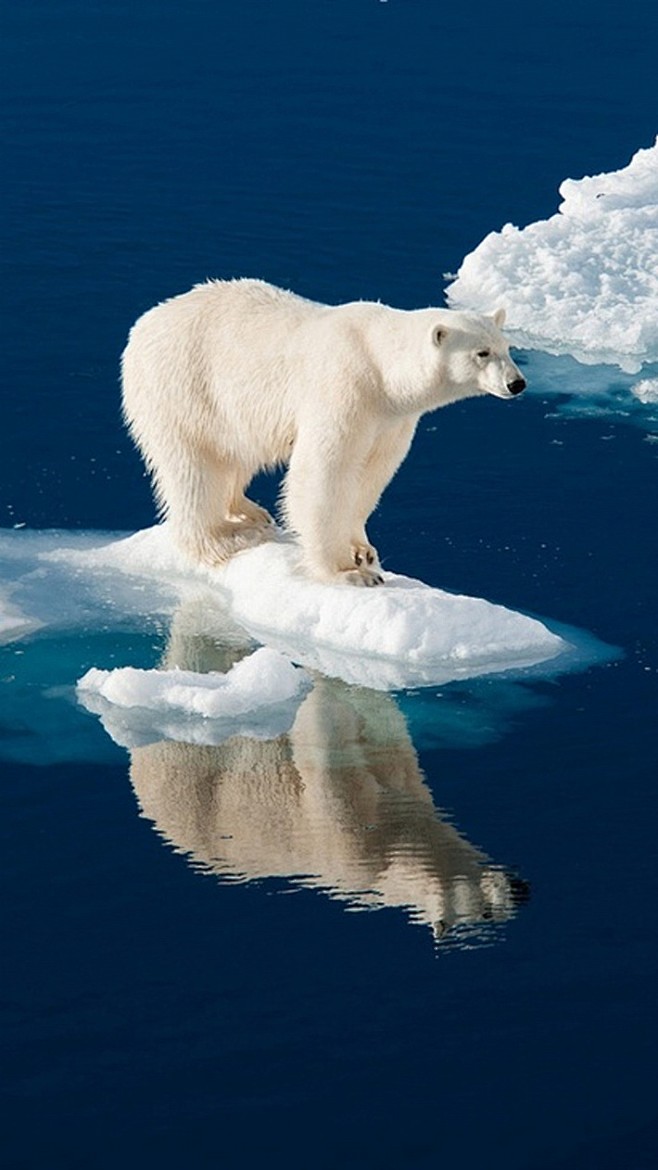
[
  {"left": 371, "top": 304, "right": 526, "bottom": 414},
  {"left": 430, "top": 306, "right": 526, "bottom": 404}
]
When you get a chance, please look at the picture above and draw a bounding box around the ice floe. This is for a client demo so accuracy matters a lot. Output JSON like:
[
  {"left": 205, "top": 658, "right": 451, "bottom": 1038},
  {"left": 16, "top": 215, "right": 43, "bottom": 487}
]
[
  {"left": 0, "top": 593, "right": 42, "bottom": 644},
  {"left": 77, "top": 647, "right": 311, "bottom": 749},
  {"left": 0, "top": 527, "right": 610, "bottom": 765},
  {"left": 446, "top": 138, "right": 658, "bottom": 374},
  {"left": 78, "top": 646, "right": 307, "bottom": 719},
  {"left": 631, "top": 378, "right": 658, "bottom": 405},
  {"left": 50, "top": 524, "right": 568, "bottom": 690}
]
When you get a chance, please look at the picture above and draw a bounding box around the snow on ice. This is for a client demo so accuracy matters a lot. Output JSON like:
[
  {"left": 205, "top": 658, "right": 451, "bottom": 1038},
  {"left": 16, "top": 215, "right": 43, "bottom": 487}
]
[
  {"left": 77, "top": 646, "right": 311, "bottom": 749},
  {"left": 56, "top": 525, "right": 568, "bottom": 690},
  {"left": 446, "top": 138, "right": 658, "bottom": 375}
]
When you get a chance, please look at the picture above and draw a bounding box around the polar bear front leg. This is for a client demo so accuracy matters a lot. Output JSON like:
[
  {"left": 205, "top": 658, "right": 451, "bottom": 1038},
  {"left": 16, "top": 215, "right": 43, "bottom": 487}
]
[
  {"left": 349, "top": 417, "right": 420, "bottom": 577},
  {"left": 283, "top": 432, "right": 384, "bottom": 586},
  {"left": 344, "top": 421, "right": 414, "bottom": 580}
]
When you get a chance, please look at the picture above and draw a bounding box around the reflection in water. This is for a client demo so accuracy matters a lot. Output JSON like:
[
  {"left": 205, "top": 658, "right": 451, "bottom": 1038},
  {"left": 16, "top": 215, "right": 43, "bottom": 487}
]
[{"left": 125, "top": 622, "right": 529, "bottom": 944}]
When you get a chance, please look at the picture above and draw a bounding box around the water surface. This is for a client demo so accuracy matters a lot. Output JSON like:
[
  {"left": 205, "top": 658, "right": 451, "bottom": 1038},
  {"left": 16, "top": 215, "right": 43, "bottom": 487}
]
[{"left": 2, "top": 2, "right": 658, "bottom": 1167}]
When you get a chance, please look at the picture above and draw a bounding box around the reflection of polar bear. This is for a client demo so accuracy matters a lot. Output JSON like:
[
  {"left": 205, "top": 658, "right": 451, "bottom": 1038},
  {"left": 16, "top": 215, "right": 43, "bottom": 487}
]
[
  {"left": 121, "top": 280, "right": 525, "bottom": 585},
  {"left": 128, "top": 655, "right": 528, "bottom": 939}
]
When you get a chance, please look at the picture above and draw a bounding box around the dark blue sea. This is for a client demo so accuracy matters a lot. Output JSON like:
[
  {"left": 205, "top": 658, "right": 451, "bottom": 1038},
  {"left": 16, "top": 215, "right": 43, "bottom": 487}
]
[{"left": 2, "top": 2, "right": 657, "bottom": 1167}]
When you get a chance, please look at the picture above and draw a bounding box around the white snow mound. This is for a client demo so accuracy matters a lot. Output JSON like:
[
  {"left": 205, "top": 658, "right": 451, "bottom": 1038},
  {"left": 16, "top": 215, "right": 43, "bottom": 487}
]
[
  {"left": 57, "top": 525, "right": 567, "bottom": 689},
  {"left": 78, "top": 646, "right": 309, "bottom": 719},
  {"left": 631, "top": 378, "right": 658, "bottom": 405},
  {"left": 446, "top": 138, "right": 658, "bottom": 373}
]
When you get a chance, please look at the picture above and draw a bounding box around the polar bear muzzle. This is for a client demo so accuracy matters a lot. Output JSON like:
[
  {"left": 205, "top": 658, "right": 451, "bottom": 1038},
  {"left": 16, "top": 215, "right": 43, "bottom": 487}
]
[{"left": 507, "top": 376, "right": 527, "bottom": 396}]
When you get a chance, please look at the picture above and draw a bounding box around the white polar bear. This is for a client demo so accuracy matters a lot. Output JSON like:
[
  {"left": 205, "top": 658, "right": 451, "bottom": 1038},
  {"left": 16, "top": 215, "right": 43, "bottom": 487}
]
[{"left": 121, "top": 279, "right": 525, "bottom": 585}]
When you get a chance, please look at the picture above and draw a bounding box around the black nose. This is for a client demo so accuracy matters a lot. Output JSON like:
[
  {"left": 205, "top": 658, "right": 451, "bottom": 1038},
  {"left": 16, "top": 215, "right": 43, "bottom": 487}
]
[{"left": 507, "top": 377, "right": 526, "bottom": 396}]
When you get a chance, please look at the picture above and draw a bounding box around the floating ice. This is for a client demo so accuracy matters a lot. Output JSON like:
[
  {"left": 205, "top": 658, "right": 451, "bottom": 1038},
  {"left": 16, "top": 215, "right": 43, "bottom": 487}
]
[
  {"left": 77, "top": 647, "right": 311, "bottom": 749},
  {"left": 220, "top": 542, "right": 566, "bottom": 687},
  {"left": 0, "top": 593, "right": 42, "bottom": 644},
  {"left": 0, "top": 528, "right": 608, "bottom": 765},
  {"left": 631, "top": 378, "right": 658, "bottom": 405},
  {"left": 78, "top": 647, "right": 306, "bottom": 718},
  {"left": 53, "top": 524, "right": 568, "bottom": 689},
  {"left": 446, "top": 138, "right": 658, "bottom": 373}
]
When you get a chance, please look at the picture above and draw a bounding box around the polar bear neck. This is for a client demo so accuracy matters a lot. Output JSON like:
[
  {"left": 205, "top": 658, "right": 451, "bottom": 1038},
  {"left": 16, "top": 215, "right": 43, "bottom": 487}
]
[{"left": 349, "top": 303, "right": 464, "bottom": 416}]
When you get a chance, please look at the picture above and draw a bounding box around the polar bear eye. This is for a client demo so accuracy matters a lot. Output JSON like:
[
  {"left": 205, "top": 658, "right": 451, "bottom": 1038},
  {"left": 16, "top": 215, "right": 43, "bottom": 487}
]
[{"left": 477, "top": 349, "right": 491, "bottom": 359}]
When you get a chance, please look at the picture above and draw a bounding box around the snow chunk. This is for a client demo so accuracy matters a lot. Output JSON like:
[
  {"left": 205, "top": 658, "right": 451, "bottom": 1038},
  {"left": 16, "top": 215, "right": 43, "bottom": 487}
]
[
  {"left": 631, "top": 378, "right": 658, "bottom": 405},
  {"left": 77, "top": 646, "right": 311, "bottom": 748},
  {"left": 60, "top": 525, "right": 567, "bottom": 689},
  {"left": 221, "top": 542, "right": 565, "bottom": 684},
  {"left": 446, "top": 139, "right": 658, "bottom": 373},
  {"left": 78, "top": 647, "right": 309, "bottom": 718}
]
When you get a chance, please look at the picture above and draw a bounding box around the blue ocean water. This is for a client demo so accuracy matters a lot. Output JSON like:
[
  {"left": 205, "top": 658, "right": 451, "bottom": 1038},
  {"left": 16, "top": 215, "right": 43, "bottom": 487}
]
[{"left": 2, "top": 2, "right": 657, "bottom": 1168}]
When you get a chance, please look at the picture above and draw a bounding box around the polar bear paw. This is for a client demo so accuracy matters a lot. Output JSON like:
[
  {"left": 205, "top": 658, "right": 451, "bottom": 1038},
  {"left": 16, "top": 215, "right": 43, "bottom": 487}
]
[
  {"left": 341, "top": 565, "right": 385, "bottom": 587},
  {"left": 351, "top": 541, "right": 381, "bottom": 570},
  {"left": 341, "top": 541, "right": 384, "bottom": 585},
  {"left": 230, "top": 499, "right": 275, "bottom": 529}
]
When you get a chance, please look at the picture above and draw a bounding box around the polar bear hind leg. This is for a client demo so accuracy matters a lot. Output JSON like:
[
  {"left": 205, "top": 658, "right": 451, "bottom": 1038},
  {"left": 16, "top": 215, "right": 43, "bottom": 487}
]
[
  {"left": 228, "top": 476, "right": 275, "bottom": 529},
  {"left": 154, "top": 448, "right": 272, "bottom": 566}
]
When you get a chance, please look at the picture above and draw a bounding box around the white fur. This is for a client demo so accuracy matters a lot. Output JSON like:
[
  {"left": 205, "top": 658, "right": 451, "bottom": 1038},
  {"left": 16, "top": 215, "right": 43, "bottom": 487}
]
[{"left": 121, "top": 279, "right": 524, "bottom": 584}]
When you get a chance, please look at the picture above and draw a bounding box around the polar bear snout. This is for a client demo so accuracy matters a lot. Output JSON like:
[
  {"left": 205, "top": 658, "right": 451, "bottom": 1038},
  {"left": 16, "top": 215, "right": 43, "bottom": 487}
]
[{"left": 507, "top": 376, "right": 526, "bottom": 396}]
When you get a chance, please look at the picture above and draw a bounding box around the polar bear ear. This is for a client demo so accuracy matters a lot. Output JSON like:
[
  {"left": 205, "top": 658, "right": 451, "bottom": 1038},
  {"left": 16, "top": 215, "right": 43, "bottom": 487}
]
[
  {"left": 492, "top": 307, "right": 506, "bottom": 328},
  {"left": 433, "top": 326, "right": 449, "bottom": 347}
]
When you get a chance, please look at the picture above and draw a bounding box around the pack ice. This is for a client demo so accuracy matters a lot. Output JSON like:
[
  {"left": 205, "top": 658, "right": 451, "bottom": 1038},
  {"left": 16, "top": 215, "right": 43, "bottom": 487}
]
[{"left": 446, "top": 137, "right": 658, "bottom": 374}]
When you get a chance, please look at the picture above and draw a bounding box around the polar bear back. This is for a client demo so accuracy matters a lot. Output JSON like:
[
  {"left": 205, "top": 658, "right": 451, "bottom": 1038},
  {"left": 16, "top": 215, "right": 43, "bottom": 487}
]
[
  {"left": 121, "top": 278, "right": 400, "bottom": 471},
  {"left": 121, "top": 277, "right": 490, "bottom": 439}
]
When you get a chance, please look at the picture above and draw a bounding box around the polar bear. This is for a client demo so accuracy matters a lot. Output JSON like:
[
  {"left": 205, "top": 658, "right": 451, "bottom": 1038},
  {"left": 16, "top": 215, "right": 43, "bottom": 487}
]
[{"left": 121, "top": 279, "right": 525, "bottom": 585}]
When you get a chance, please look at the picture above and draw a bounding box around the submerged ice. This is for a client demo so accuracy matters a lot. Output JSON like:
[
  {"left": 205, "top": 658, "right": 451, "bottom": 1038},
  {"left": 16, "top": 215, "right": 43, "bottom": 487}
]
[{"left": 446, "top": 138, "right": 658, "bottom": 374}]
